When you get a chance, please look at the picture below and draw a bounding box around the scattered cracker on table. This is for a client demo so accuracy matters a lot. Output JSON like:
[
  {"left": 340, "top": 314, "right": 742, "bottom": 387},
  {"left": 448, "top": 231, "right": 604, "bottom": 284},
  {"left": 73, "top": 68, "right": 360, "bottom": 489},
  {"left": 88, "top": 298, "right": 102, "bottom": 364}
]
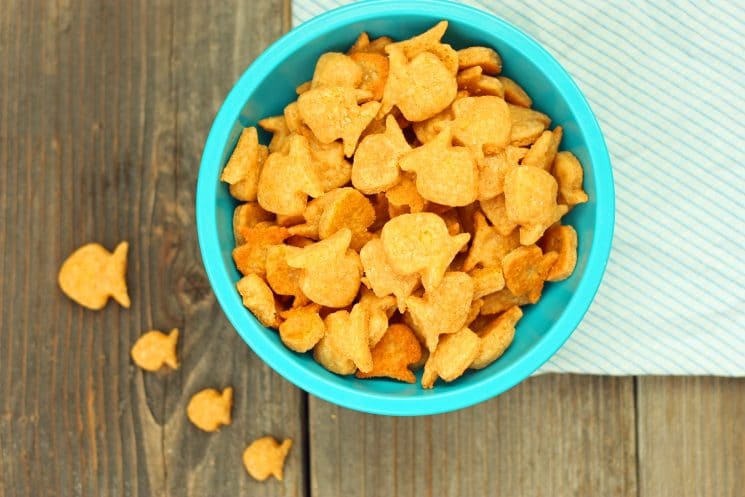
[
  {"left": 130, "top": 328, "right": 179, "bottom": 371},
  {"left": 219, "top": 21, "right": 588, "bottom": 388},
  {"left": 58, "top": 241, "right": 130, "bottom": 310},
  {"left": 242, "top": 436, "right": 293, "bottom": 481},
  {"left": 186, "top": 387, "right": 233, "bottom": 432}
]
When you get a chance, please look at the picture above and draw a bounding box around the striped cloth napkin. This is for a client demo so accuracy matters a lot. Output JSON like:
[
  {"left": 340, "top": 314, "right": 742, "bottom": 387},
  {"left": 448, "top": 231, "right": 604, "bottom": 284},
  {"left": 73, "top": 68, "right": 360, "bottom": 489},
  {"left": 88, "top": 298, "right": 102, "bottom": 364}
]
[{"left": 291, "top": 0, "right": 745, "bottom": 375}]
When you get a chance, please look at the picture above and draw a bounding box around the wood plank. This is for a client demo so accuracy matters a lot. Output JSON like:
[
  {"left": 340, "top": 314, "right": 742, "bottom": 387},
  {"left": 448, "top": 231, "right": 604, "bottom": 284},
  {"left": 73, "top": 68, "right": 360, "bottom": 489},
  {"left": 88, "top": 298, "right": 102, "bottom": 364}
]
[
  {"left": 161, "top": 1, "right": 306, "bottom": 496},
  {"left": 637, "top": 376, "right": 745, "bottom": 497},
  {"left": 0, "top": 1, "right": 303, "bottom": 496},
  {"left": 309, "top": 374, "right": 637, "bottom": 497}
]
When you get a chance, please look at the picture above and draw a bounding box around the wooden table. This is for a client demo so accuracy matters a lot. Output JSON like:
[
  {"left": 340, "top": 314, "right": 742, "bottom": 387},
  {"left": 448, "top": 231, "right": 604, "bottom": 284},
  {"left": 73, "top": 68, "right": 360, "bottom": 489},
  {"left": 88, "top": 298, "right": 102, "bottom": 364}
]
[{"left": 1, "top": 1, "right": 742, "bottom": 495}]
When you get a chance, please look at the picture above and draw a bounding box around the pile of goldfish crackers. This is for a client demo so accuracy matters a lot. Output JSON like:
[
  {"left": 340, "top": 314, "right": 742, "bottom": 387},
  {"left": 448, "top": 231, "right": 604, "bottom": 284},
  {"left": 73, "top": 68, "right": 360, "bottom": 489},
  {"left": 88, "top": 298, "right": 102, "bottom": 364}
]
[{"left": 221, "top": 21, "right": 588, "bottom": 389}]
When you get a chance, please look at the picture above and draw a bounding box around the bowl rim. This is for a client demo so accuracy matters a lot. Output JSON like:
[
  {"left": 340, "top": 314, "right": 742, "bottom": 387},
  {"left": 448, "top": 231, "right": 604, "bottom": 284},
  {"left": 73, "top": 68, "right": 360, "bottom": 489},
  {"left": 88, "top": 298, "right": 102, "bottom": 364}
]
[{"left": 196, "top": 0, "right": 615, "bottom": 416}]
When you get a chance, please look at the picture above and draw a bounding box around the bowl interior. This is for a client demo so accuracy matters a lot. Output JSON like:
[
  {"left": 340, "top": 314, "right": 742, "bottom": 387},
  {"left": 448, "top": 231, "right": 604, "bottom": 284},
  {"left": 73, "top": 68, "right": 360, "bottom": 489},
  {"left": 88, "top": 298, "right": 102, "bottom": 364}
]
[{"left": 198, "top": 1, "right": 613, "bottom": 415}]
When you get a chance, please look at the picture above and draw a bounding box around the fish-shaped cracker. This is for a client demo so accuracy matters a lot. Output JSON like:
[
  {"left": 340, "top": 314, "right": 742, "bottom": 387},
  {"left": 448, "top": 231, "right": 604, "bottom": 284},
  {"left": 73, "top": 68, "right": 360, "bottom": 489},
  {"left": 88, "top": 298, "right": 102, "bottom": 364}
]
[{"left": 58, "top": 242, "right": 130, "bottom": 310}]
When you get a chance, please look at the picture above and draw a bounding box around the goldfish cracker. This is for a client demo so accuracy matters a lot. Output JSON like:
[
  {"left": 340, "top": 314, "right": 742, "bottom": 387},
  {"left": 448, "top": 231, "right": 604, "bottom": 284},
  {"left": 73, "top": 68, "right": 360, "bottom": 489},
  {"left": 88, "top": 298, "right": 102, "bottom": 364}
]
[
  {"left": 457, "top": 66, "right": 504, "bottom": 97},
  {"left": 518, "top": 203, "right": 569, "bottom": 246},
  {"left": 311, "top": 52, "right": 362, "bottom": 89},
  {"left": 258, "top": 115, "right": 291, "bottom": 153},
  {"left": 297, "top": 86, "right": 380, "bottom": 157},
  {"left": 317, "top": 187, "right": 375, "bottom": 250},
  {"left": 279, "top": 303, "right": 325, "bottom": 352},
  {"left": 479, "top": 195, "right": 518, "bottom": 236},
  {"left": 220, "top": 126, "right": 263, "bottom": 202},
  {"left": 466, "top": 298, "right": 484, "bottom": 326},
  {"left": 229, "top": 144, "right": 269, "bottom": 201},
  {"left": 501, "top": 245, "right": 559, "bottom": 302},
  {"left": 58, "top": 242, "right": 130, "bottom": 310},
  {"left": 522, "top": 126, "right": 563, "bottom": 171},
  {"left": 187, "top": 387, "right": 233, "bottom": 432},
  {"left": 283, "top": 102, "right": 305, "bottom": 134},
  {"left": 471, "top": 306, "right": 522, "bottom": 369},
  {"left": 243, "top": 437, "right": 292, "bottom": 481},
  {"left": 510, "top": 120, "right": 546, "bottom": 147},
  {"left": 287, "top": 193, "right": 335, "bottom": 240},
  {"left": 386, "top": 21, "right": 458, "bottom": 73},
  {"left": 286, "top": 228, "right": 362, "bottom": 308},
  {"left": 236, "top": 274, "right": 279, "bottom": 327},
  {"left": 359, "top": 237, "right": 420, "bottom": 312},
  {"left": 411, "top": 106, "right": 454, "bottom": 144},
  {"left": 450, "top": 96, "right": 511, "bottom": 152},
  {"left": 381, "top": 213, "right": 470, "bottom": 292},
  {"left": 405, "top": 271, "right": 474, "bottom": 351},
  {"left": 275, "top": 213, "right": 304, "bottom": 227},
  {"left": 324, "top": 308, "right": 373, "bottom": 372},
  {"left": 130, "top": 329, "right": 179, "bottom": 372},
  {"left": 457, "top": 46, "right": 502, "bottom": 75},
  {"left": 232, "top": 222, "right": 290, "bottom": 277},
  {"left": 398, "top": 128, "right": 478, "bottom": 206},
  {"left": 302, "top": 133, "right": 352, "bottom": 192},
  {"left": 233, "top": 203, "right": 273, "bottom": 244},
  {"left": 498, "top": 76, "right": 532, "bottom": 107},
  {"left": 476, "top": 151, "right": 511, "bottom": 201},
  {"left": 468, "top": 75, "right": 505, "bottom": 97},
  {"left": 552, "top": 151, "right": 589, "bottom": 207},
  {"left": 356, "top": 324, "right": 422, "bottom": 383},
  {"left": 380, "top": 47, "right": 457, "bottom": 122},
  {"left": 358, "top": 288, "right": 397, "bottom": 347},
  {"left": 350, "top": 52, "right": 389, "bottom": 101},
  {"left": 385, "top": 173, "right": 426, "bottom": 214},
  {"left": 295, "top": 81, "right": 311, "bottom": 95},
  {"left": 421, "top": 327, "right": 480, "bottom": 388},
  {"left": 314, "top": 311, "right": 357, "bottom": 375},
  {"left": 456, "top": 66, "right": 483, "bottom": 91},
  {"left": 480, "top": 288, "right": 533, "bottom": 315},
  {"left": 366, "top": 35, "right": 394, "bottom": 55},
  {"left": 265, "top": 244, "right": 305, "bottom": 299},
  {"left": 257, "top": 135, "right": 324, "bottom": 216},
  {"left": 352, "top": 115, "right": 410, "bottom": 194},
  {"left": 462, "top": 212, "right": 520, "bottom": 272},
  {"left": 539, "top": 224, "right": 578, "bottom": 282},
  {"left": 347, "top": 32, "right": 371, "bottom": 54},
  {"left": 508, "top": 104, "right": 551, "bottom": 128},
  {"left": 503, "top": 165, "right": 565, "bottom": 245},
  {"left": 470, "top": 266, "right": 506, "bottom": 299}
]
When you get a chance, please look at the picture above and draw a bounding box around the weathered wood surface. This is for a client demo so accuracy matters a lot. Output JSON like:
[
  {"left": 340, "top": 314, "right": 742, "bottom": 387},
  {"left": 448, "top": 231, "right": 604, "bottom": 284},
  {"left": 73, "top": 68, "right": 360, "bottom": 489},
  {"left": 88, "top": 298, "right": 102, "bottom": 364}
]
[
  {"left": 0, "top": 1, "right": 305, "bottom": 496},
  {"left": 637, "top": 377, "right": 744, "bottom": 497},
  {"left": 310, "top": 374, "right": 638, "bottom": 497},
  {"left": 1, "top": 1, "right": 743, "bottom": 497}
]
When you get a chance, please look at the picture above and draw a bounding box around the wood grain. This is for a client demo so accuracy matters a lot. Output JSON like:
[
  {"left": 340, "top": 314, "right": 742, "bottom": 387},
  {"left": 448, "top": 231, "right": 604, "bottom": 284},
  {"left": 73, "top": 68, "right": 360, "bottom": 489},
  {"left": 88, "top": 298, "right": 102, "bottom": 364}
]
[
  {"left": 637, "top": 377, "right": 745, "bottom": 497},
  {"left": 309, "top": 374, "right": 637, "bottom": 497},
  {"left": 0, "top": 1, "right": 304, "bottom": 496}
]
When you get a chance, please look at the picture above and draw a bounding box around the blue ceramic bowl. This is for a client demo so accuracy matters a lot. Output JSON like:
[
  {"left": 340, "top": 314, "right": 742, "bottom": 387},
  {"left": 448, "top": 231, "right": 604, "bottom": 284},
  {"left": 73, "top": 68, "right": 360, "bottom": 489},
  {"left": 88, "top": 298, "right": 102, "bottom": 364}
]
[{"left": 196, "top": 0, "right": 614, "bottom": 416}]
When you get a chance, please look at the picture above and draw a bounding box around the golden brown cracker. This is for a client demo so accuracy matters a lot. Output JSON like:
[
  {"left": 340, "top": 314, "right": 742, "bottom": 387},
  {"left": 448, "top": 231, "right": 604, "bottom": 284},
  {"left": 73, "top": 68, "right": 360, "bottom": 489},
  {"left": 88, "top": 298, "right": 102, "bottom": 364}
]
[{"left": 58, "top": 242, "right": 130, "bottom": 310}]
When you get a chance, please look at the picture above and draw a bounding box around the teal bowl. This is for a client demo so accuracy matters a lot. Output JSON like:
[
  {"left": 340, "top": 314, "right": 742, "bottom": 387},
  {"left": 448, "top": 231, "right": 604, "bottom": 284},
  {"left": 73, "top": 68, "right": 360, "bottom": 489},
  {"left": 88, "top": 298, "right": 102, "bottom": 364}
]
[{"left": 196, "top": 0, "right": 614, "bottom": 416}]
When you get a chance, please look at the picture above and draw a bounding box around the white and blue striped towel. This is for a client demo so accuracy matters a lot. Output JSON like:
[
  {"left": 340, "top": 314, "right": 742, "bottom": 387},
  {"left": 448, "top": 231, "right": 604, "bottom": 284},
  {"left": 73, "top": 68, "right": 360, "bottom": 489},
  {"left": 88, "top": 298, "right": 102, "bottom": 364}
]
[{"left": 292, "top": 0, "right": 745, "bottom": 375}]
